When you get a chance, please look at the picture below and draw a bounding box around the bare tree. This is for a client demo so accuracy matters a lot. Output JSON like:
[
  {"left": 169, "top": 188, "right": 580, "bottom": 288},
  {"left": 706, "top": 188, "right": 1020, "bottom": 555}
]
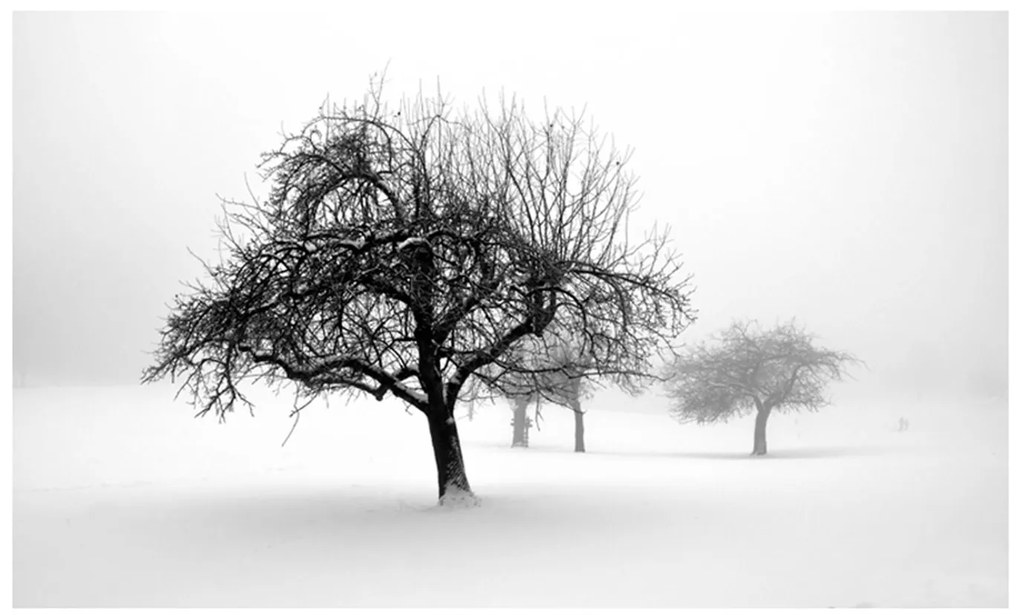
[
  {"left": 507, "top": 377, "right": 588, "bottom": 452},
  {"left": 664, "top": 320, "right": 857, "bottom": 455},
  {"left": 492, "top": 336, "right": 595, "bottom": 452},
  {"left": 143, "top": 79, "right": 694, "bottom": 504}
]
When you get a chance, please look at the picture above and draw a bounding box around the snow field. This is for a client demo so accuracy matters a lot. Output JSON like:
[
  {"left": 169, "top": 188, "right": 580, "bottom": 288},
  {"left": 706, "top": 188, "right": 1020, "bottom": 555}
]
[{"left": 13, "top": 384, "right": 1007, "bottom": 607}]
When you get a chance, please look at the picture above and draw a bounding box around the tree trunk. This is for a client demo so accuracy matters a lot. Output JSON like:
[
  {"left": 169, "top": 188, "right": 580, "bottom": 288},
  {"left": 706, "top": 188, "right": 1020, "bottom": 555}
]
[
  {"left": 511, "top": 397, "right": 530, "bottom": 447},
  {"left": 752, "top": 405, "right": 771, "bottom": 456},
  {"left": 571, "top": 401, "right": 585, "bottom": 453},
  {"left": 426, "top": 408, "right": 473, "bottom": 502}
]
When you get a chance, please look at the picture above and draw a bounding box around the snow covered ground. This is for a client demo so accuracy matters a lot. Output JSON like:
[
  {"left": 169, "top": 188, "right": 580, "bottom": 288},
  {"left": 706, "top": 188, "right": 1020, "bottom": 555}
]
[{"left": 13, "top": 383, "right": 1007, "bottom": 607}]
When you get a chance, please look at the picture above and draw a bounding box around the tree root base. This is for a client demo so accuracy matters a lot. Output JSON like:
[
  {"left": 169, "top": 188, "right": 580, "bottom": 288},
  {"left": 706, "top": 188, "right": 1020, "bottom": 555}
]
[{"left": 438, "top": 487, "right": 481, "bottom": 508}]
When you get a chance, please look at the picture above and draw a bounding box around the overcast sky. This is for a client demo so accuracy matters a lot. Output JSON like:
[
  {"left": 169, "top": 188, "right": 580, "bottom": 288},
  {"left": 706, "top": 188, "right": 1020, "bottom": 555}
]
[{"left": 12, "top": 9, "right": 1007, "bottom": 397}]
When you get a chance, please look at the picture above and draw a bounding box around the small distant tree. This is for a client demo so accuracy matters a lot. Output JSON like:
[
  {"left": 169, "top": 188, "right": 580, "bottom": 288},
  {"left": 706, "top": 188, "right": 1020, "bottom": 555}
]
[
  {"left": 494, "top": 337, "right": 595, "bottom": 452},
  {"left": 665, "top": 320, "right": 856, "bottom": 455},
  {"left": 143, "top": 78, "right": 694, "bottom": 504},
  {"left": 507, "top": 374, "right": 589, "bottom": 452}
]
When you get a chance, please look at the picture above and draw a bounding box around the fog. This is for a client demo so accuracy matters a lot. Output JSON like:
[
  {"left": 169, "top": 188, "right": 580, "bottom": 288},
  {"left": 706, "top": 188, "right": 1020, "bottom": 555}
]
[{"left": 12, "top": 10, "right": 1007, "bottom": 398}]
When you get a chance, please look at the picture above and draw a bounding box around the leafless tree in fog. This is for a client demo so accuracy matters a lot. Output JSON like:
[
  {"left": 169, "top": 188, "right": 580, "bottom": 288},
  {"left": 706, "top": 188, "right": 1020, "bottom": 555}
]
[
  {"left": 143, "top": 78, "right": 695, "bottom": 504},
  {"left": 482, "top": 335, "right": 596, "bottom": 452},
  {"left": 665, "top": 320, "right": 857, "bottom": 456}
]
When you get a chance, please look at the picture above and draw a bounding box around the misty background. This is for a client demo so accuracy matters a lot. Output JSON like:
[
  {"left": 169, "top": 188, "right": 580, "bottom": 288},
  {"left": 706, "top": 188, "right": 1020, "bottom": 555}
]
[{"left": 12, "top": 9, "right": 1007, "bottom": 400}]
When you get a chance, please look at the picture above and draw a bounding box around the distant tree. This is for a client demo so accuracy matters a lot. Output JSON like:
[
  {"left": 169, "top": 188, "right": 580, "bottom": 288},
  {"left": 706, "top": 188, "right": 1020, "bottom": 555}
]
[
  {"left": 664, "top": 320, "right": 856, "bottom": 455},
  {"left": 493, "top": 336, "right": 595, "bottom": 452},
  {"left": 143, "top": 79, "right": 695, "bottom": 504},
  {"left": 507, "top": 373, "right": 588, "bottom": 452}
]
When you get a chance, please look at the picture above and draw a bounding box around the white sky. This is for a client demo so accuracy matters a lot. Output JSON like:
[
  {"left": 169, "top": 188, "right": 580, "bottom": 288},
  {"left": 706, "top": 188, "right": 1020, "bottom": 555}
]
[{"left": 11, "top": 9, "right": 1008, "bottom": 396}]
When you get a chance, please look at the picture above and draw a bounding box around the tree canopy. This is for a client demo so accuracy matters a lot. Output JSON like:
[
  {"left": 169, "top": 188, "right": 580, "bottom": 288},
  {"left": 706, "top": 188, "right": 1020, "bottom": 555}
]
[{"left": 144, "top": 81, "right": 695, "bottom": 501}]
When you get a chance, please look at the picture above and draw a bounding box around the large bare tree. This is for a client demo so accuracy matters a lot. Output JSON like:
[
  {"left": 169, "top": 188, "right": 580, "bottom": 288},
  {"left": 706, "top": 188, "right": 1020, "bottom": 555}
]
[
  {"left": 144, "top": 81, "right": 694, "bottom": 504},
  {"left": 665, "top": 320, "right": 856, "bottom": 455}
]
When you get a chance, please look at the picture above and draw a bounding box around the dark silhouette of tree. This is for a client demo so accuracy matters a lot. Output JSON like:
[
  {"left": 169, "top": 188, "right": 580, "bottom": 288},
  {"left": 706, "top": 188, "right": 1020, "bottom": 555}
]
[
  {"left": 143, "top": 80, "right": 695, "bottom": 504},
  {"left": 664, "top": 320, "right": 856, "bottom": 455}
]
